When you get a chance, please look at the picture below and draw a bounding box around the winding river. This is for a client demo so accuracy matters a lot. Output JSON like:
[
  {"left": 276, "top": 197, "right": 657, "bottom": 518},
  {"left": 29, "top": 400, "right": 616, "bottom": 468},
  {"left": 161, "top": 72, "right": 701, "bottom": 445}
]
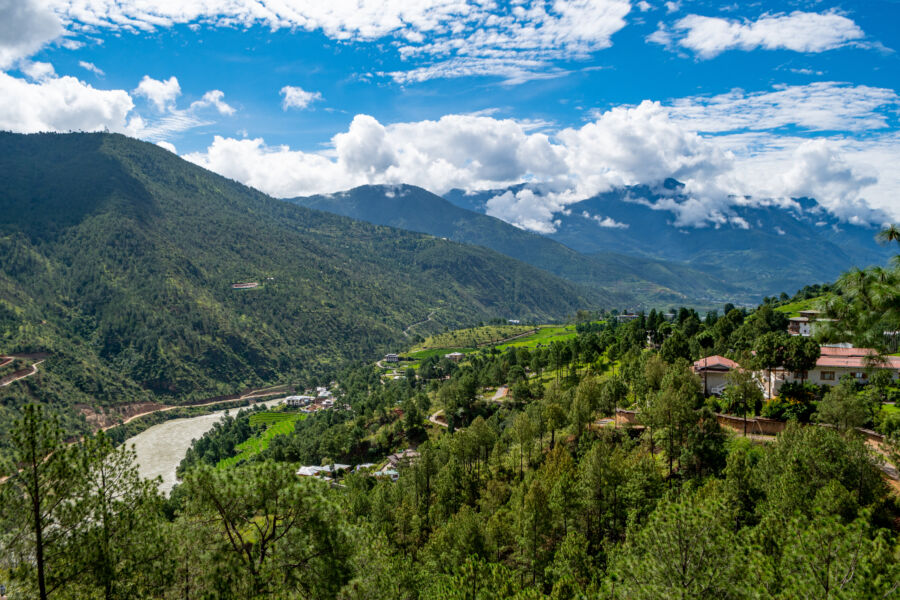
[{"left": 124, "top": 399, "right": 283, "bottom": 494}]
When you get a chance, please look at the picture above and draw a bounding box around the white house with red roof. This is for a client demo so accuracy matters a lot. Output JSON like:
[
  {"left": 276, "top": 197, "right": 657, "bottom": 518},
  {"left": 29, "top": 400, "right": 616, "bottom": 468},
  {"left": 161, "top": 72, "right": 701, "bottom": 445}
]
[
  {"left": 692, "top": 355, "right": 742, "bottom": 396},
  {"left": 693, "top": 346, "right": 900, "bottom": 398}
]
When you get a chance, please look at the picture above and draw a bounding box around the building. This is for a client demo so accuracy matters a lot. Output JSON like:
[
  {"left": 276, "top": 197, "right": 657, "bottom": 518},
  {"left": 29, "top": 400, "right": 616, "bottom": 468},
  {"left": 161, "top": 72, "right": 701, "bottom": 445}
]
[
  {"left": 387, "top": 449, "right": 420, "bottom": 468},
  {"left": 296, "top": 464, "right": 350, "bottom": 478},
  {"left": 508, "top": 319, "right": 521, "bottom": 325},
  {"left": 444, "top": 352, "right": 464, "bottom": 362},
  {"left": 787, "top": 310, "right": 832, "bottom": 337},
  {"left": 616, "top": 313, "right": 640, "bottom": 323},
  {"left": 384, "top": 353, "right": 399, "bottom": 363},
  {"left": 692, "top": 355, "right": 742, "bottom": 396},
  {"left": 283, "top": 395, "right": 314, "bottom": 407},
  {"left": 770, "top": 346, "right": 900, "bottom": 394}
]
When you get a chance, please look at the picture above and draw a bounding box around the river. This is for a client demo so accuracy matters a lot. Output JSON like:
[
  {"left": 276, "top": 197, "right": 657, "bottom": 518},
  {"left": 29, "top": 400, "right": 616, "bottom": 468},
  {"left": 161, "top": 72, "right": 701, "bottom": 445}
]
[{"left": 124, "top": 399, "right": 283, "bottom": 494}]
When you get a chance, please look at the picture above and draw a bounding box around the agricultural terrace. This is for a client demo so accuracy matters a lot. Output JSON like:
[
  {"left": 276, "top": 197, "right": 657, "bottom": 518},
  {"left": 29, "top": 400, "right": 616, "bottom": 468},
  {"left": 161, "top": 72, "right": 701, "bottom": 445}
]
[
  {"left": 407, "top": 324, "right": 579, "bottom": 360},
  {"left": 217, "top": 410, "right": 306, "bottom": 468},
  {"left": 774, "top": 296, "right": 823, "bottom": 317}
]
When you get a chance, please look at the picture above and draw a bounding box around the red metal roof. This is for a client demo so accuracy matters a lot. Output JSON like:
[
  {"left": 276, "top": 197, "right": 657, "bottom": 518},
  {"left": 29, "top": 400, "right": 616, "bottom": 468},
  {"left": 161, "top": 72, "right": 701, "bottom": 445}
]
[
  {"left": 693, "top": 355, "right": 740, "bottom": 371},
  {"left": 816, "top": 355, "right": 900, "bottom": 369},
  {"left": 819, "top": 346, "right": 877, "bottom": 357}
]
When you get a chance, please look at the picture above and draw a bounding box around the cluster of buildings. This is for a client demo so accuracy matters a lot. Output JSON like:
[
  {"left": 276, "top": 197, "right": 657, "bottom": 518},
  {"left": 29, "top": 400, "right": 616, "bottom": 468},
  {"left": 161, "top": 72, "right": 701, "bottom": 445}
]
[
  {"left": 693, "top": 346, "right": 900, "bottom": 399},
  {"left": 295, "top": 448, "right": 421, "bottom": 483},
  {"left": 282, "top": 386, "right": 349, "bottom": 413}
]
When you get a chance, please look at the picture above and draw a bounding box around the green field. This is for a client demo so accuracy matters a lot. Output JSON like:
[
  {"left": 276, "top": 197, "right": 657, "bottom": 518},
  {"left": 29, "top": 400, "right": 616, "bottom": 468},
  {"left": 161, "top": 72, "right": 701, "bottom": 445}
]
[
  {"left": 405, "top": 324, "right": 578, "bottom": 362},
  {"left": 217, "top": 411, "right": 307, "bottom": 468},
  {"left": 413, "top": 325, "right": 535, "bottom": 351},
  {"left": 494, "top": 325, "right": 577, "bottom": 350},
  {"left": 775, "top": 297, "right": 824, "bottom": 317}
]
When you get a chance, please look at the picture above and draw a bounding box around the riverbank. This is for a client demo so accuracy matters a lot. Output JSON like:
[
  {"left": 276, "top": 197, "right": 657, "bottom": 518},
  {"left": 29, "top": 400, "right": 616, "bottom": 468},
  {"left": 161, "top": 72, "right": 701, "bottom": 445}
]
[{"left": 125, "top": 398, "right": 284, "bottom": 494}]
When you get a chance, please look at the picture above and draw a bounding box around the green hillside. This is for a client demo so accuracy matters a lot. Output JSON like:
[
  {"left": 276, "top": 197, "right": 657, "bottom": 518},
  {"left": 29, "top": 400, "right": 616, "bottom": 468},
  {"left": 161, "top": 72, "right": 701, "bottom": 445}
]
[
  {"left": 293, "top": 184, "right": 750, "bottom": 307},
  {"left": 0, "top": 132, "right": 597, "bottom": 432}
]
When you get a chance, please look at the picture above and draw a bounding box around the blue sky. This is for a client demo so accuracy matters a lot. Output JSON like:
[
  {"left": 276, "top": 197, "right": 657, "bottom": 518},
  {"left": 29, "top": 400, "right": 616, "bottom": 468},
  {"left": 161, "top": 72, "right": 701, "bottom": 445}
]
[{"left": 1, "top": 0, "right": 898, "bottom": 231}]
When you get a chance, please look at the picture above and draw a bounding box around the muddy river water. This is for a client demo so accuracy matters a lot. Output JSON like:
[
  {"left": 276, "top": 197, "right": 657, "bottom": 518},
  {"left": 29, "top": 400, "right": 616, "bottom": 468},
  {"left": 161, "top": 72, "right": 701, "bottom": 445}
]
[{"left": 124, "top": 399, "right": 282, "bottom": 494}]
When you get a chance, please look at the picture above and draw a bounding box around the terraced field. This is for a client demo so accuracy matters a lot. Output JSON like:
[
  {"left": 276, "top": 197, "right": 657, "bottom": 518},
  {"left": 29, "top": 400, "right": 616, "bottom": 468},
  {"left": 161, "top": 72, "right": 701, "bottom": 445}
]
[{"left": 217, "top": 411, "right": 306, "bottom": 468}]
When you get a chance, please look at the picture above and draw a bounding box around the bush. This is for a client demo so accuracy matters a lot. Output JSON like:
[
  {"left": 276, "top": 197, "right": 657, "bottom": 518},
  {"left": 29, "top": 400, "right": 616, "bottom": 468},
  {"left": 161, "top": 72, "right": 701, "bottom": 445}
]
[
  {"left": 874, "top": 409, "right": 900, "bottom": 436},
  {"left": 761, "top": 397, "right": 815, "bottom": 422}
]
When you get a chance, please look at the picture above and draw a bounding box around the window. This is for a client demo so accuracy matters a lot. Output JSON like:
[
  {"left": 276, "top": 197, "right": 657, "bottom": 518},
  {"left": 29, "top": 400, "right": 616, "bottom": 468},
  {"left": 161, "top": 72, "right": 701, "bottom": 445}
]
[{"left": 821, "top": 371, "right": 835, "bottom": 381}]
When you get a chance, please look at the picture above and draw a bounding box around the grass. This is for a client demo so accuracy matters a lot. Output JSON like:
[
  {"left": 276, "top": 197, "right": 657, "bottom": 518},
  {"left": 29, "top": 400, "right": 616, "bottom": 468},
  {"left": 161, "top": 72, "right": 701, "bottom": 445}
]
[
  {"left": 775, "top": 297, "right": 824, "bottom": 317},
  {"left": 217, "top": 411, "right": 307, "bottom": 468},
  {"left": 413, "top": 325, "right": 535, "bottom": 351},
  {"left": 407, "top": 325, "right": 577, "bottom": 361},
  {"left": 881, "top": 403, "right": 899, "bottom": 415},
  {"left": 494, "top": 325, "right": 577, "bottom": 350}
]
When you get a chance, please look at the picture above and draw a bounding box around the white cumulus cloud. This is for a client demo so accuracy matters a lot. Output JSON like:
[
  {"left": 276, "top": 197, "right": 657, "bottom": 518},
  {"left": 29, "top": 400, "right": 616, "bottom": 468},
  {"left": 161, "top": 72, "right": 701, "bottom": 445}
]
[
  {"left": 78, "top": 60, "right": 104, "bottom": 76},
  {"left": 41, "top": 0, "right": 632, "bottom": 84},
  {"left": 0, "top": 0, "right": 64, "bottom": 69},
  {"left": 280, "top": 86, "right": 322, "bottom": 110},
  {"left": 134, "top": 75, "right": 180, "bottom": 111},
  {"left": 652, "top": 11, "right": 865, "bottom": 58}
]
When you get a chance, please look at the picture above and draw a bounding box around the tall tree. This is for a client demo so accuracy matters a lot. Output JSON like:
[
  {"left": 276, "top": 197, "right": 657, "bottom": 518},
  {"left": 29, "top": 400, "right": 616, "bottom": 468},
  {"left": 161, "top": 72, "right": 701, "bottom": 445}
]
[
  {"left": 68, "top": 432, "right": 169, "bottom": 600},
  {"left": 182, "top": 461, "right": 352, "bottom": 599},
  {"left": 0, "top": 405, "right": 81, "bottom": 600},
  {"left": 722, "top": 368, "right": 764, "bottom": 435}
]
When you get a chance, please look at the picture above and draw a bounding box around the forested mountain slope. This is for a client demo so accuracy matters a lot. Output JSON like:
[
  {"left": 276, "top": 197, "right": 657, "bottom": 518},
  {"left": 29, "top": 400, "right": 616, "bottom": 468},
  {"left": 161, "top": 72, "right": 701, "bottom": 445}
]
[
  {"left": 0, "top": 132, "right": 595, "bottom": 428},
  {"left": 293, "top": 184, "right": 749, "bottom": 306}
]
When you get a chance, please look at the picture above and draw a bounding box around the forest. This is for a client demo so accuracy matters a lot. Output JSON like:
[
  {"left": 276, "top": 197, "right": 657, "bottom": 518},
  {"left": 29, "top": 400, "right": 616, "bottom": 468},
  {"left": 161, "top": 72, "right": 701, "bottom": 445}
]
[
  {"left": 3, "top": 275, "right": 900, "bottom": 598},
  {"left": 0, "top": 132, "right": 596, "bottom": 438}
]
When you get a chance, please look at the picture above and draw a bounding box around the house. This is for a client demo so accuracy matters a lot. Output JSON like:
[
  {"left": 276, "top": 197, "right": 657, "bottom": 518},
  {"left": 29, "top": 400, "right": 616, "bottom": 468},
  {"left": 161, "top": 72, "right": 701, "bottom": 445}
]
[
  {"left": 296, "top": 464, "right": 350, "bottom": 478},
  {"left": 760, "top": 346, "right": 900, "bottom": 397},
  {"left": 444, "top": 352, "right": 464, "bottom": 362},
  {"left": 283, "top": 395, "right": 314, "bottom": 407},
  {"left": 374, "top": 468, "right": 399, "bottom": 481},
  {"left": 384, "top": 353, "right": 399, "bottom": 363},
  {"left": 787, "top": 310, "right": 832, "bottom": 337},
  {"left": 616, "top": 313, "right": 640, "bottom": 323},
  {"left": 508, "top": 319, "right": 521, "bottom": 325},
  {"left": 692, "top": 355, "right": 741, "bottom": 396},
  {"left": 387, "top": 449, "right": 420, "bottom": 468},
  {"left": 231, "top": 282, "right": 259, "bottom": 289},
  {"left": 296, "top": 465, "right": 327, "bottom": 477}
]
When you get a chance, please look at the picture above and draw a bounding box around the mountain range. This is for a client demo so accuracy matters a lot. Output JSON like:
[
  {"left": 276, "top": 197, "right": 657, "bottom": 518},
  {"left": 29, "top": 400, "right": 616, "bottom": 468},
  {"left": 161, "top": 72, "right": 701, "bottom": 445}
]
[
  {"left": 443, "top": 182, "right": 894, "bottom": 298},
  {"left": 0, "top": 132, "right": 594, "bottom": 428},
  {"left": 294, "top": 185, "right": 748, "bottom": 307}
]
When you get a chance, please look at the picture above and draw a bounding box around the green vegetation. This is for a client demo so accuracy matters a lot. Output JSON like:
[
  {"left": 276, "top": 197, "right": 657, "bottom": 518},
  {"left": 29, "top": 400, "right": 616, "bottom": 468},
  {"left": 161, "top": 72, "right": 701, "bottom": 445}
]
[
  {"left": 0, "top": 132, "right": 595, "bottom": 437},
  {"left": 217, "top": 411, "right": 307, "bottom": 468},
  {"left": 294, "top": 184, "right": 749, "bottom": 307},
  {"left": 413, "top": 324, "right": 535, "bottom": 351},
  {"left": 774, "top": 296, "right": 823, "bottom": 317}
]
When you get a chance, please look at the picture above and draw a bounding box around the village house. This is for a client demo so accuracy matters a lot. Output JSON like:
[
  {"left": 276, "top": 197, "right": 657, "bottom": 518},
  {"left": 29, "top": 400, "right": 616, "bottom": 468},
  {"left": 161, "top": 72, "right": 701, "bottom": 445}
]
[
  {"left": 384, "top": 353, "right": 399, "bottom": 363},
  {"left": 787, "top": 310, "right": 833, "bottom": 337},
  {"left": 693, "top": 346, "right": 900, "bottom": 399},
  {"left": 692, "top": 355, "right": 742, "bottom": 396},
  {"left": 444, "top": 352, "right": 464, "bottom": 362},
  {"left": 387, "top": 448, "right": 420, "bottom": 468},
  {"left": 283, "top": 395, "right": 314, "bottom": 407},
  {"left": 770, "top": 346, "right": 900, "bottom": 395}
]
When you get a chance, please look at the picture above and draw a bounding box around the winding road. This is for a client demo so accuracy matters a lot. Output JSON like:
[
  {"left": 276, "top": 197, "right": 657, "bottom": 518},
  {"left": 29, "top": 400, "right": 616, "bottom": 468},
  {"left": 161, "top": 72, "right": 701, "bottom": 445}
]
[
  {"left": 0, "top": 359, "right": 44, "bottom": 387},
  {"left": 402, "top": 310, "right": 437, "bottom": 337}
]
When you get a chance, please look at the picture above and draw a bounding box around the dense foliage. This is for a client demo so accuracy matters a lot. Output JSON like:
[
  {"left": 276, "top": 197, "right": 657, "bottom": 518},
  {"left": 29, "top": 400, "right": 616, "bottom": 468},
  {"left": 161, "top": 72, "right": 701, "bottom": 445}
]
[
  {"left": 0, "top": 132, "right": 594, "bottom": 435},
  {"left": 295, "top": 184, "right": 747, "bottom": 307}
]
